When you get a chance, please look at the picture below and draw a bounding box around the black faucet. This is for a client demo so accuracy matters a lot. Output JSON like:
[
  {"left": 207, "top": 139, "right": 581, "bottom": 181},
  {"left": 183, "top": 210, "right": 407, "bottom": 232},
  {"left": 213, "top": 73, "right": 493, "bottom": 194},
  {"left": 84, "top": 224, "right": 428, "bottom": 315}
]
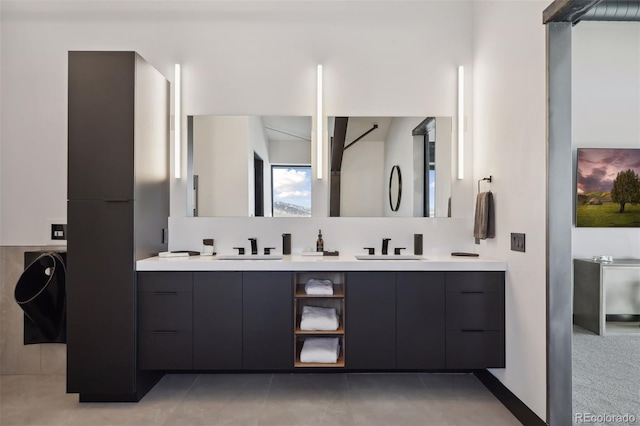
[
  {"left": 249, "top": 238, "right": 258, "bottom": 255},
  {"left": 382, "top": 238, "right": 391, "bottom": 255}
]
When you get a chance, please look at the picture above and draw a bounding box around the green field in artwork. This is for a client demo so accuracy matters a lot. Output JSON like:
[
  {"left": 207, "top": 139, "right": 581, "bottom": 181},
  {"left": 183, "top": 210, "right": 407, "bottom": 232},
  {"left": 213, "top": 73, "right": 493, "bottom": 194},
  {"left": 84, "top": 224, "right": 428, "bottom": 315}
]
[{"left": 576, "top": 201, "right": 640, "bottom": 227}]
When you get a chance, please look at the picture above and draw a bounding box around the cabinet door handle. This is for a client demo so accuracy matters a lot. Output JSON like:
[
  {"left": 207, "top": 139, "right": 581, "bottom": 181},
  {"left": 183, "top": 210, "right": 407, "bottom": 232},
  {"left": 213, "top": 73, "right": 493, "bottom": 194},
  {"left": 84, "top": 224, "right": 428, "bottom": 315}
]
[
  {"left": 152, "top": 330, "right": 177, "bottom": 334},
  {"left": 153, "top": 291, "right": 177, "bottom": 295},
  {"left": 461, "top": 291, "right": 485, "bottom": 294},
  {"left": 461, "top": 329, "right": 485, "bottom": 332}
]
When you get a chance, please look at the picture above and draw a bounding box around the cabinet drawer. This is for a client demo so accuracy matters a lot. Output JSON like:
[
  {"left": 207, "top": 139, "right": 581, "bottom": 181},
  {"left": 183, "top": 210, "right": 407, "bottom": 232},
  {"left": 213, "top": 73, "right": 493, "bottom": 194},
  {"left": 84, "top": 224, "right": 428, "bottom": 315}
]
[
  {"left": 446, "top": 271, "right": 504, "bottom": 293},
  {"left": 138, "top": 292, "right": 192, "bottom": 331},
  {"left": 138, "top": 331, "right": 192, "bottom": 370},
  {"left": 138, "top": 272, "right": 192, "bottom": 293},
  {"left": 446, "top": 292, "right": 503, "bottom": 331},
  {"left": 446, "top": 330, "right": 504, "bottom": 369}
]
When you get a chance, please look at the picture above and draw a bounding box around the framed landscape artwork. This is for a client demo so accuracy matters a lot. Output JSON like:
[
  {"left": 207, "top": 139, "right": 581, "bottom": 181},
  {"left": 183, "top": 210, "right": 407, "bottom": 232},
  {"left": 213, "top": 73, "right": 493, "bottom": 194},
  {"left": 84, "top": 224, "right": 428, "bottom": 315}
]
[{"left": 576, "top": 148, "right": 640, "bottom": 227}]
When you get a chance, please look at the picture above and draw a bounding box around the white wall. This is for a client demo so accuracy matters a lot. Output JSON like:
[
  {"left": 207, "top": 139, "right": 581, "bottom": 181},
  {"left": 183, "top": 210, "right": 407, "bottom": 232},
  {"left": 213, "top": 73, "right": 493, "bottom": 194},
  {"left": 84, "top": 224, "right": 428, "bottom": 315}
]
[
  {"left": 269, "top": 140, "right": 311, "bottom": 165},
  {"left": 341, "top": 140, "right": 385, "bottom": 217},
  {"left": 247, "top": 115, "right": 272, "bottom": 217},
  {"left": 0, "top": 0, "right": 474, "bottom": 244},
  {"left": 435, "top": 117, "right": 453, "bottom": 218},
  {"left": 169, "top": 216, "right": 473, "bottom": 257},
  {"left": 384, "top": 117, "right": 417, "bottom": 217},
  {"left": 572, "top": 22, "right": 640, "bottom": 259},
  {"left": 472, "top": 1, "right": 547, "bottom": 420},
  {"left": 0, "top": 6, "right": 3, "bottom": 230},
  {"left": 193, "top": 116, "right": 249, "bottom": 217}
]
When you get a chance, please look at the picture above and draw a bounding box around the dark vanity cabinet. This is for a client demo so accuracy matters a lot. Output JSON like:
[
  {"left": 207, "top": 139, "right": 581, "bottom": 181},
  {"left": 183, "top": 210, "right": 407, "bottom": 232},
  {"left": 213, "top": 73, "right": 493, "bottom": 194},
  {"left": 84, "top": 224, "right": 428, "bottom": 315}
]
[
  {"left": 346, "top": 272, "right": 397, "bottom": 369},
  {"left": 67, "top": 51, "right": 169, "bottom": 401},
  {"left": 445, "top": 272, "right": 505, "bottom": 368},
  {"left": 193, "top": 272, "right": 243, "bottom": 370},
  {"left": 396, "top": 272, "right": 446, "bottom": 369},
  {"left": 242, "top": 272, "right": 293, "bottom": 369},
  {"left": 138, "top": 272, "right": 193, "bottom": 370},
  {"left": 133, "top": 269, "right": 504, "bottom": 375}
]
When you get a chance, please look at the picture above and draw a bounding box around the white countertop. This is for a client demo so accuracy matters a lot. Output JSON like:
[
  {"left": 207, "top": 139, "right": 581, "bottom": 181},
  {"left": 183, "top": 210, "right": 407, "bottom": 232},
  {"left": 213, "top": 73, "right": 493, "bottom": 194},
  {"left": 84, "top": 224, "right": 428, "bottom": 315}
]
[{"left": 136, "top": 254, "right": 507, "bottom": 272}]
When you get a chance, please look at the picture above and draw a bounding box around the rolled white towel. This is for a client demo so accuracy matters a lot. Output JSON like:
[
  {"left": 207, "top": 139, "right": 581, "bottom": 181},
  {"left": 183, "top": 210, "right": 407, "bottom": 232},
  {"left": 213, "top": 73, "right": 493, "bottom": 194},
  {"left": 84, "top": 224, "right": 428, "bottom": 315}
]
[
  {"left": 300, "top": 305, "right": 339, "bottom": 331},
  {"left": 300, "top": 337, "right": 340, "bottom": 364},
  {"left": 305, "top": 278, "right": 333, "bottom": 295}
]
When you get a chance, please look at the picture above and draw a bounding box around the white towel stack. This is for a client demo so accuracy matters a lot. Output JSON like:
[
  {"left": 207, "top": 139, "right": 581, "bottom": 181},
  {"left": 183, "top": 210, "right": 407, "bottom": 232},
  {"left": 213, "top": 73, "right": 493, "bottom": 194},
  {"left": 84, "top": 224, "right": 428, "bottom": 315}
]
[
  {"left": 300, "top": 305, "right": 339, "bottom": 331},
  {"left": 305, "top": 278, "right": 334, "bottom": 295},
  {"left": 299, "top": 337, "right": 340, "bottom": 364}
]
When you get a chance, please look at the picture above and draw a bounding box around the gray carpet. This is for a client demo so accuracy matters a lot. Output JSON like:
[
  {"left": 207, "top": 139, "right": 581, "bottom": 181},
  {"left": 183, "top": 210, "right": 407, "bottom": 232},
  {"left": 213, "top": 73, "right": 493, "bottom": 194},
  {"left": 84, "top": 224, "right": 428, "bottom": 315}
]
[{"left": 573, "top": 325, "right": 640, "bottom": 425}]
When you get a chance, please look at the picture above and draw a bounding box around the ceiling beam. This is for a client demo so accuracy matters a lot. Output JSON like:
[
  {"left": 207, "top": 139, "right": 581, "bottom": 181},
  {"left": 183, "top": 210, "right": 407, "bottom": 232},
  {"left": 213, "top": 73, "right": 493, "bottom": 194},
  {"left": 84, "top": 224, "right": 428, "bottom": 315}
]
[
  {"left": 543, "top": 0, "right": 604, "bottom": 23},
  {"left": 329, "top": 117, "right": 348, "bottom": 217},
  {"left": 330, "top": 117, "right": 348, "bottom": 172}
]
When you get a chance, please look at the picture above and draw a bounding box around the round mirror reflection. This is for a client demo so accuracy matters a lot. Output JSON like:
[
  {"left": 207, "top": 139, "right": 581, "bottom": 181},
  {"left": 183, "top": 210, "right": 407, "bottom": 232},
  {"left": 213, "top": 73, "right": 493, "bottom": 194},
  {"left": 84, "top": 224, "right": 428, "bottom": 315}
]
[{"left": 389, "top": 165, "right": 402, "bottom": 212}]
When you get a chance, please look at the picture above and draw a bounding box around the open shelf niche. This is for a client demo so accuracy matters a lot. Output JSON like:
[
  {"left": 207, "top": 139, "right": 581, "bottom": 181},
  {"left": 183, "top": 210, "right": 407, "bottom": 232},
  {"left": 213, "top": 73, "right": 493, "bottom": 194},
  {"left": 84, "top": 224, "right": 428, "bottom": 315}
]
[{"left": 293, "top": 272, "right": 345, "bottom": 368}]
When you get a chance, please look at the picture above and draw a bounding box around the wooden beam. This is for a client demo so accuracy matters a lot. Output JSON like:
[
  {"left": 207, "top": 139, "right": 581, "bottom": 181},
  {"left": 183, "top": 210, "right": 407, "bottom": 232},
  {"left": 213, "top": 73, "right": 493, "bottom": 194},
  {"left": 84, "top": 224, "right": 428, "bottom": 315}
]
[
  {"left": 329, "top": 117, "right": 348, "bottom": 217},
  {"left": 330, "top": 117, "right": 348, "bottom": 172},
  {"left": 330, "top": 172, "right": 341, "bottom": 217},
  {"left": 543, "top": 0, "right": 604, "bottom": 24}
]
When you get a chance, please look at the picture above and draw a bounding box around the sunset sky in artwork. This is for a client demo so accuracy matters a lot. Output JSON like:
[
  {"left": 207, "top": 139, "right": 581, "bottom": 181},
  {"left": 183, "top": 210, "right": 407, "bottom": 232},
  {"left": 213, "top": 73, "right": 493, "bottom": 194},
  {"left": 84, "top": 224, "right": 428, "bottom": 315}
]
[{"left": 577, "top": 149, "right": 640, "bottom": 194}]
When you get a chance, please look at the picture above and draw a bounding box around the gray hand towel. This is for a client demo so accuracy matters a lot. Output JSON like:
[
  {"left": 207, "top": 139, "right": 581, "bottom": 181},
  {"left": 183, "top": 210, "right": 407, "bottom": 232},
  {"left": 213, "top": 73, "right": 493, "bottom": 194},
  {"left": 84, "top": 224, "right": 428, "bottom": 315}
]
[{"left": 473, "top": 191, "right": 495, "bottom": 239}]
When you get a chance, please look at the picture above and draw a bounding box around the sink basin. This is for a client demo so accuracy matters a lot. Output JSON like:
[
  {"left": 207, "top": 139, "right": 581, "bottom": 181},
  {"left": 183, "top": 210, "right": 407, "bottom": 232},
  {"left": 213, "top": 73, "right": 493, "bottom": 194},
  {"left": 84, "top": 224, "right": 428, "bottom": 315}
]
[
  {"left": 354, "top": 255, "right": 425, "bottom": 260},
  {"left": 218, "top": 254, "right": 283, "bottom": 260}
]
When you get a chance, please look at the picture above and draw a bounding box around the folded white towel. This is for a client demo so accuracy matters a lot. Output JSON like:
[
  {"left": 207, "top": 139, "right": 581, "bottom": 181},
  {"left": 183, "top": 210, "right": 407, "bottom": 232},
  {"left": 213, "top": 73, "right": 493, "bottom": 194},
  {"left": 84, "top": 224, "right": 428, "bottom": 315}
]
[
  {"left": 300, "top": 305, "right": 339, "bottom": 331},
  {"left": 299, "top": 337, "right": 340, "bottom": 364},
  {"left": 305, "top": 278, "right": 334, "bottom": 295}
]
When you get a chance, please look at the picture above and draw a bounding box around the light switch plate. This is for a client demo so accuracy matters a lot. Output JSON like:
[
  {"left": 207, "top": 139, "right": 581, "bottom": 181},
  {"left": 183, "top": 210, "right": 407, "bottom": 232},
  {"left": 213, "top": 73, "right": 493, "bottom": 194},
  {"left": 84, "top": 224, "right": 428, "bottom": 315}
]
[{"left": 511, "top": 233, "right": 525, "bottom": 252}]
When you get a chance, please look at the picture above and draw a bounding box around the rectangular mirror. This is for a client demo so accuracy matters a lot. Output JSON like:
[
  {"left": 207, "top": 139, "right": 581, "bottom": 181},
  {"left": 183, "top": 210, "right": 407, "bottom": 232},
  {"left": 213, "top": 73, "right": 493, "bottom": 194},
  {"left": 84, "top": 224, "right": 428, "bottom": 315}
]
[
  {"left": 187, "top": 115, "right": 312, "bottom": 217},
  {"left": 187, "top": 115, "right": 458, "bottom": 218},
  {"left": 328, "top": 116, "right": 453, "bottom": 217}
]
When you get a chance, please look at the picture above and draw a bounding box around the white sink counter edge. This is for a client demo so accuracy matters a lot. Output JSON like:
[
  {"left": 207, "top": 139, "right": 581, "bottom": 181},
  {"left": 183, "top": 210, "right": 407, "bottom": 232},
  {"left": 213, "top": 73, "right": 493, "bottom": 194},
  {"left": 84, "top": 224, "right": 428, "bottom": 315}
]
[{"left": 136, "top": 254, "right": 507, "bottom": 271}]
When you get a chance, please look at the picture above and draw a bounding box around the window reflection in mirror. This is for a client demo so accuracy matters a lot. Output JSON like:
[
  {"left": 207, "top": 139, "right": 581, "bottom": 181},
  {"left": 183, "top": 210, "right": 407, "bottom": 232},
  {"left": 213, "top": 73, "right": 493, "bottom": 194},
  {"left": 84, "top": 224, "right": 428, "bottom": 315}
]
[
  {"left": 271, "top": 166, "right": 312, "bottom": 217},
  {"left": 187, "top": 115, "right": 312, "bottom": 217},
  {"left": 328, "top": 116, "right": 452, "bottom": 217}
]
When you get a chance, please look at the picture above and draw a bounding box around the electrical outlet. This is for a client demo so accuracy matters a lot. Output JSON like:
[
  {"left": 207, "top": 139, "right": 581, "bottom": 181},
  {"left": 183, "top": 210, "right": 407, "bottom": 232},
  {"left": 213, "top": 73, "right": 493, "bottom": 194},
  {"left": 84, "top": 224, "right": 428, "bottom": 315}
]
[
  {"left": 51, "top": 224, "right": 67, "bottom": 241},
  {"left": 511, "top": 233, "right": 525, "bottom": 252}
]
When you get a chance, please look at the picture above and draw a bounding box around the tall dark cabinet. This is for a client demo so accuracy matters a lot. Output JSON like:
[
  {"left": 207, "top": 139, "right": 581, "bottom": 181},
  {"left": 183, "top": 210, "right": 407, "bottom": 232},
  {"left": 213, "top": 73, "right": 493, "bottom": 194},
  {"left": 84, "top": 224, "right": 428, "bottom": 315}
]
[{"left": 67, "top": 51, "right": 169, "bottom": 402}]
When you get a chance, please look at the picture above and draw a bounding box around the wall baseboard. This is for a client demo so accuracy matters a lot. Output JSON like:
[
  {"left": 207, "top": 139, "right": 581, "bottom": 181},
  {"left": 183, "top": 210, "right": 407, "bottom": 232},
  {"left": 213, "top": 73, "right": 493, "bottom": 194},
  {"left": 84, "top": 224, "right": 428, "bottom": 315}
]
[{"left": 474, "top": 370, "right": 547, "bottom": 426}]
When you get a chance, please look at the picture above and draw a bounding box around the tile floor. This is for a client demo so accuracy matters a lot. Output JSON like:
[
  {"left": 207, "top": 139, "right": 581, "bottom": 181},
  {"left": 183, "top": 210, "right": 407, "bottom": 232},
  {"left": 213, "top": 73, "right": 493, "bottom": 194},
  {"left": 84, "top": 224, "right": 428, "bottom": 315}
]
[{"left": 0, "top": 373, "right": 521, "bottom": 426}]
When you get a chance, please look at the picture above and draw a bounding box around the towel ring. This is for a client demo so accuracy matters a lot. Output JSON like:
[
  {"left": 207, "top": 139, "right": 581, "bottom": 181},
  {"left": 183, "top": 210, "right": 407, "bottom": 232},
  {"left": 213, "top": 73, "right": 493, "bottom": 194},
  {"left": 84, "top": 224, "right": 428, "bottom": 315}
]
[{"left": 478, "top": 176, "right": 492, "bottom": 193}]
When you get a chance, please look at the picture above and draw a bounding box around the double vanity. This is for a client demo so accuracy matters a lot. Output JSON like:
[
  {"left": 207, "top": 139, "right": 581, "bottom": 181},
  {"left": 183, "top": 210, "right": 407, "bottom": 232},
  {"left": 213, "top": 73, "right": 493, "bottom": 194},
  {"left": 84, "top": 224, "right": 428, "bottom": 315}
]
[
  {"left": 136, "top": 254, "right": 507, "bottom": 373},
  {"left": 66, "top": 50, "right": 505, "bottom": 403}
]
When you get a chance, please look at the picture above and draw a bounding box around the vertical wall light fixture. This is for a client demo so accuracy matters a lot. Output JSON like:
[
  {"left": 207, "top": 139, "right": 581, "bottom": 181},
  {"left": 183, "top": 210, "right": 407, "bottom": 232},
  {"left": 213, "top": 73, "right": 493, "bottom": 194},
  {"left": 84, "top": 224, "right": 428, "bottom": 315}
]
[
  {"left": 174, "top": 64, "right": 182, "bottom": 179},
  {"left": 316, "top": 64, "right": 323, "bottom": 180},
  {"left": 457, "top": 65, "right": 464, "bottom": 180}
]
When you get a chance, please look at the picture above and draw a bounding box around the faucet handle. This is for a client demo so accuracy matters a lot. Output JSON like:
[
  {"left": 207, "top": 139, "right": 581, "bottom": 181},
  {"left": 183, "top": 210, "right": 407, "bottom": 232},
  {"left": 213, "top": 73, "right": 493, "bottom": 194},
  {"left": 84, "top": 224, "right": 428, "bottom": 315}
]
[
  {"left": 264, "top": 247, "right": 275, "bottom": 255},
  {"left": 233, "top": 247, "right": 245, "bottom": 255},
  {"left": 363, "top": 247, "right": 375, "bottom": 255},
  {"left": 394, "top": 247, "right": 406, "bottom": 255}
]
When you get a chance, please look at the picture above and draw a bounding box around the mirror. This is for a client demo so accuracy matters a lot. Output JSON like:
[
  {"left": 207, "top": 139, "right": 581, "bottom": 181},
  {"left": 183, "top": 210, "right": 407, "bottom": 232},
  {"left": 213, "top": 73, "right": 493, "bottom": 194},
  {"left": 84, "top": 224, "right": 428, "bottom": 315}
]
[
  {"left": 188, "top": 115, "right": 312, "bottom": 217},
  {"left": 187, "top": 114, "right": 459, "bottom": 218},
  {"left": 389, "top": 165, "right": 402, "bottom": 211},
  {"left": 328, "top": 116, "right": 453, "bottom": 217}
]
